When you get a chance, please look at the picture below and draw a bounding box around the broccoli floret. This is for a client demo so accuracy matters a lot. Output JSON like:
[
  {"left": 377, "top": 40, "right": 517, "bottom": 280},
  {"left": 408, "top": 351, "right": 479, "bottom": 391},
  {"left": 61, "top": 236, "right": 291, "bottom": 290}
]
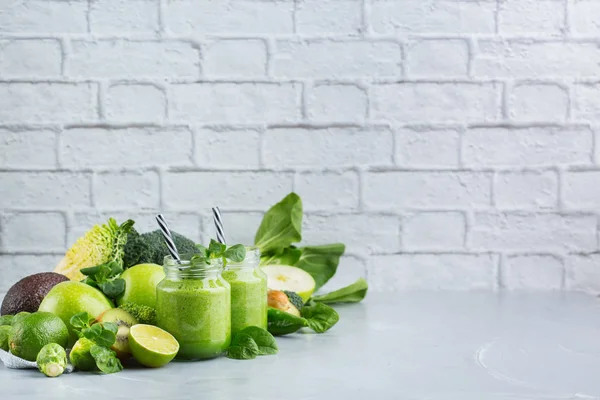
[
  {"left": 283, "top": 291, "right": 304, "bottom": 311},
  {"left": 123, "top": 230, "right": 199, "bottom": 268},
  {"left": 119, "top": 303, "right": 157, "bottom": 325}
]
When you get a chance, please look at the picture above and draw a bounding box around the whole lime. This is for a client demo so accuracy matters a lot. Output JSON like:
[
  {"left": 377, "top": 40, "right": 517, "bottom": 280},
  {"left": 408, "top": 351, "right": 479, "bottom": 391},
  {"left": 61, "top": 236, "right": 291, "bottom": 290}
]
[
  {"left": 70, "top": 338, "right": 96, "bottom": 371},
  {"left": 0, "top": 325, "right": 12, "bottom": 351},
  {"left": 117, "top": 264, "right": 165, "bottom": 308},
  {"left": 38, "top": 281, "right": 113, "bottom": 346},
  {"left": 9, "top": 312, "right": 68, "bottom": 361}
]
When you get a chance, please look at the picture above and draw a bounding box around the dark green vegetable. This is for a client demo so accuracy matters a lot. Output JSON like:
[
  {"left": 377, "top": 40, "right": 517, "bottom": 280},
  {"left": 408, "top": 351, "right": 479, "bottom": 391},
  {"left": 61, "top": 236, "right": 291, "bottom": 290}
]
[
  {"left": 301, "top": 303, "right": 339, "bottom": 333},
  {"left": 193, "top": 240, "right": 247, "bottom": 267},
  {"left": 267, "top": 308, "right": 307, "bottom": 336},
  {"left": 81, "top": 261, "right": 126, "bottom": 299},
  {"left": 90, "top": 345, "right": 123, "bottom": 374},
  {"left": 311, "top": 278, "right": 368, "bottom": 304},
  {"left": 294, "top": 244, "right": 345, "bottom": 290},
  {"left": 283, "top": 291, "right": 304, "bottom": 311},
  {"left": 118, "top": 302, "right": 156, "bottom": 325},
  {"left": 122, "top": 229, "right": 200, "bottom": 268},
  {"left": 226, "top": 326, "right": 278, "bottom": 360}
]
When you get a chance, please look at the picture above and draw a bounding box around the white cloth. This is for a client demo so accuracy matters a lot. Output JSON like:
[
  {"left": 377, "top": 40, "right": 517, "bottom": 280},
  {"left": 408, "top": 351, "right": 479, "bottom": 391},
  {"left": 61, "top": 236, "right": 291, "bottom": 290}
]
[{"left": 0, "top": 348, "right": 74, "bottom": 373}]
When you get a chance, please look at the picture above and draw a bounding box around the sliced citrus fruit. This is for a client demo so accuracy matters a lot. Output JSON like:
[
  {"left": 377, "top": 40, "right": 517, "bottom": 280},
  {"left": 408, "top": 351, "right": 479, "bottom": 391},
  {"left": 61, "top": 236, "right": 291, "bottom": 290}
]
[
  {"left": 129, "top": 324, "right": 179, "bottom": 368},
  {"left": 262, "top": 265, "right": 316, "bottom": 302}
]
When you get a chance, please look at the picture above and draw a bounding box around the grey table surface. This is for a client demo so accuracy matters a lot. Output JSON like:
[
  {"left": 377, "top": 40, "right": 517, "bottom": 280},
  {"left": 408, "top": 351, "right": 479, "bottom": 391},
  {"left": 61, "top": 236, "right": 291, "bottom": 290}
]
[{"left": 2, "top": 292, "right": 600, "bottom": 399}]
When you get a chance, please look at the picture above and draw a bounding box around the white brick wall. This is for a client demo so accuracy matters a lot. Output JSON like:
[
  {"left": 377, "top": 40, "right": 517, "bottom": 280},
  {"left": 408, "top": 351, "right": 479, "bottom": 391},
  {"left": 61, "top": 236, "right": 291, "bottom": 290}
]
[{"left": 1, "top": 0, "right": 600, "bottom": 295}]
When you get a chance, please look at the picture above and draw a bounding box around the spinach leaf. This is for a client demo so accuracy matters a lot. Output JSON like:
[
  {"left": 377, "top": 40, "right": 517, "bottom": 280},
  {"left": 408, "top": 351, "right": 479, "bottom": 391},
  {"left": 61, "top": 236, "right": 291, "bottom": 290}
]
[
  {"left": 260, "top": 247, "right": 302, "bottom": 266},
  {"left": 224, "top": 244, "right": 246, "bottom": 263},
  {"left": 294, "top": 244, "right": 345, "bottom": 290},
  {"left": 267, "top": 308, "right": 308, "bottom": 336},
  {"left": 301, "top": 303, "right": 339, "bottom": 333},
  {"left": 90, "top": 345, "right": 123, "bottom": 374},
  {"left": 311, "top": 278, "right": 368, "bottom": 304},
  {"left": 80, "top": 261, "right": 126, "bottom": 299},
  {"left": 239, "top": 326, "right": 278, "bottom": 355},
  {"left": 227, "top": 333, "right": 259, "bottom": 360},
  {"left": 254, "top": 193, "right": 303, "bottom": 254}
]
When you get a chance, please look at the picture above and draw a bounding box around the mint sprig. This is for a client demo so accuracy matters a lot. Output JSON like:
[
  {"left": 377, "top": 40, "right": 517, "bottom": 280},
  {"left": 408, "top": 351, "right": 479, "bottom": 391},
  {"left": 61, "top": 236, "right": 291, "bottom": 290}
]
[
  {"left": 80, "top": 261, "right": 126, "bottom": 299},
  {"left": 192, "top": 239, "right": 246, "bottom": 267}
]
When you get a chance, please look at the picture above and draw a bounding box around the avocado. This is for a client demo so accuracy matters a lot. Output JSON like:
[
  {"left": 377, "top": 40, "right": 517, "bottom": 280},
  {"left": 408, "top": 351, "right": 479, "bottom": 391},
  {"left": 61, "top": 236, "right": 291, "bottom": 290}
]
[{"left": 1, "top": 272, "right": 69, "bottom": 315}]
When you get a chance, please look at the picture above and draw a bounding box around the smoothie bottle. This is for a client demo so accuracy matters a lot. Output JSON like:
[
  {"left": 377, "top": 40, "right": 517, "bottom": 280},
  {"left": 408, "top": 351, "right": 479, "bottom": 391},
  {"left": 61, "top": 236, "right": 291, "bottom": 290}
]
[
  {"left": 156, "top": 254, "right": 231, "bottom": 360},
  {"left": 222, "top": 246, "right": 268, "bottom": 337}
]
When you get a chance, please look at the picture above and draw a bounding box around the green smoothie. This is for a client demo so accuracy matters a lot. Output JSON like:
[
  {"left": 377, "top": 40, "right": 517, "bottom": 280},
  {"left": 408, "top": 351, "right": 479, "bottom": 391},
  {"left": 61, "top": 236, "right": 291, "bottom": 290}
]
[
  {"left": 222, "top": 247, "right": 267, "bottom": 337},
  {"left": 156, "top": 256, "right": 231, "bottom": 360}
]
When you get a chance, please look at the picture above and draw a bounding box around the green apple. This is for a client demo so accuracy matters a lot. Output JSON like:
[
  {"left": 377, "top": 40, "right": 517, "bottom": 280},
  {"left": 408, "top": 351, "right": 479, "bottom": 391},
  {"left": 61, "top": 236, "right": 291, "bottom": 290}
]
[
  {"left": 38, "top": 281, "right": 113, "bottom": 346},
  {"left": 116, "top": 264, "right": 165, "bottom": 308}
]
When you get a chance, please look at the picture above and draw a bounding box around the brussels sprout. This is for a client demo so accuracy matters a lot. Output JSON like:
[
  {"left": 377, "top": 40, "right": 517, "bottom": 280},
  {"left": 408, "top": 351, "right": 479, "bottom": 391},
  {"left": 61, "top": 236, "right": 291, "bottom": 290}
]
[{"left": 36, "top": 343, "right": 67, "bottom": 378}]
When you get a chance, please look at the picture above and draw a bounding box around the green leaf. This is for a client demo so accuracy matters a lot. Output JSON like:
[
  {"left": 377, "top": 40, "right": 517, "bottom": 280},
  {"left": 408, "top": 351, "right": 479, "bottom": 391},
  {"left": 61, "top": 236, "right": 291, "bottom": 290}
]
[
  {"left": 294, "top": 244, "right": 345, "bottom": 290},
  {"left": 254, "top": 193, "right": 303, "bottom": 254},
  {"left": 311, "top": 278, "right": 368, "bottom": 304},
  {"left": 70, "top": 312, "right": 93, "bottom": 332},
  {"left": 106, "top": 261, "right": 123, "bottom": 278},
  {"left": 90, "top": 345, "right": 123, "bottom": 374},
  {"left": 267, "top": 308, "right": 308, "bottom": 336},
  {"left": 101, "top": 322, "right": 118, "bottom": 336},
  {"left": 260, "top": 247, "right": 302, "bottom": 266},
  {"left": 227, "top": 333, "right": 259, "bottom": 360},
  {"left": 195, "top": 244, "right": 209, "bottom": 258},
  {"left": 99, "top": 279, "right": 126, "bottom": 298},
  {"left": 82, "top": 323, "right": 103, "bottom": 342},
  {"left": 208, "top": 239, "right": 226, "bottom": 257},
  {"left": 301, "top": 303, "right": 339, "bottom": 333},
  {"left": 80, "top": 265, "right": 102, "bottom": 278},
  {"left": 238, "top": 326, "right": 278, "bottom": 355},
  {"left": 83, "top": 323, "right": 117, "bottom": 347},
  {"left": 224, "top": 244, "right": 246, "bottom": 263}
]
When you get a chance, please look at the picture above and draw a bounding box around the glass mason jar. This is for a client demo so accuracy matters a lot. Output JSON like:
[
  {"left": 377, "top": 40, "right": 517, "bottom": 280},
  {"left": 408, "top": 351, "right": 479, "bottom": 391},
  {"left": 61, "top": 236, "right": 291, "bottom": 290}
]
[
  {"left": 156, "top": 254, "right": 231, "bottom": 360},
  {"left": 222, "top": 246, "right": 268, "bottom": 337}
]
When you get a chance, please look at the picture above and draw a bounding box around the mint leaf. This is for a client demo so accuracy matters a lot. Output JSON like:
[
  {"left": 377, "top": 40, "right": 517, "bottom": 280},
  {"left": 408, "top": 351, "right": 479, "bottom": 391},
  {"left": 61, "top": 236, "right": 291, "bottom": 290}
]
[
  {"left": 227, "top": 333, "right": 259, "bottom": 360},
  {"left": 99, "top": 279, "right": 125, "bottom": 298},
  {"left": 82, "top": 323, "right": 103, "bottom": 342},
  {"left": 238, "top": 326, "right": 278, "bottom": 355},
  {"left": 224, "top": 244, "right": 246, "bottom": 263},
  {"left": 208, "top": 239, "right": 226, "bottom": 257},
  {"left": 311, "top": 278, "right": 368, "bottom": 304},
  {"left": 90, "top": 345, "right": 123, "bottom": 374},
  {"left": 301, "top": 303, "right": 339, "bottom": 333},
  {"left": 70, "top": 312, "right": 93, "bottom": 337},
  {"left": 254, "top": 193, "right": 303, "bottom": 254}
]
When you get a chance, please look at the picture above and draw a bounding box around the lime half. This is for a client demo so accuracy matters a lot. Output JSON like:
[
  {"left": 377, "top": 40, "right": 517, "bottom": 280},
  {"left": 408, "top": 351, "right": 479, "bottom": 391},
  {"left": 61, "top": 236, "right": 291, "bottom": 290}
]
[
  {"left": 262, "top": 265, "right": 316, "bottom": 302},
  {"left": 129, "top": 324, "right": 179, "bottom": 368}
]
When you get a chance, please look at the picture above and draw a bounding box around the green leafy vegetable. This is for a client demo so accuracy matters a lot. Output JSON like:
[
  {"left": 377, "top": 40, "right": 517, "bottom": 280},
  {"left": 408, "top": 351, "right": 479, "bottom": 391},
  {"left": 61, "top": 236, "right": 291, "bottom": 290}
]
[
  {"left": 36, "top": 343, "right": 67, "bottom": 378},
  {"left": 208, "top": 240, "right": 226, "bottom": 256},
  {"left": 81, "top": 261, "right": 126, "bottom": 299},
  {"left": 90, "top": 345, "right": 123, "bottom": 374},
  {"left": 70, "top": 312, "right": 94, "bottom": 334},
  {"left": 267, "top": 308, "right": 308, "bottom": 336},
  {"left": 259, "top": 247, "right": 302, "bottom": 266},
  {"left": 70, "top": 312, "right": 117, "bottom": 347},
  {"left": 123, "top": 229, "right": 200, "bottom": 268},
  {"left": 224, "top": 244, "right": 246, "bottom": 262},
  {"left": 192, "top": 240, "right": 247, "bottom": 267},
  {"left": 311, "top": 278, "right": 368, "bottom": 304},
  {"left": 294, "top": 244, "right": 345, "bottom": 290},
  {"left": 227, "top": 326, "right": 278, "bottom": 360},
  {"left": 255, "top": 193, "right": 303, "bottom": 254},
  {"left": 301, "top": 303, "right": 339, "bottom": 333}
]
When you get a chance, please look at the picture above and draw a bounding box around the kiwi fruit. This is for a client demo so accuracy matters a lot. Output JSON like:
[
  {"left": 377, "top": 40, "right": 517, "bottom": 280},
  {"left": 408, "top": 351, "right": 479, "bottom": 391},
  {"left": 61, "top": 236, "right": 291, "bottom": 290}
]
[{"left": 95, "top": 309, "right": 138, "bottom": 359}]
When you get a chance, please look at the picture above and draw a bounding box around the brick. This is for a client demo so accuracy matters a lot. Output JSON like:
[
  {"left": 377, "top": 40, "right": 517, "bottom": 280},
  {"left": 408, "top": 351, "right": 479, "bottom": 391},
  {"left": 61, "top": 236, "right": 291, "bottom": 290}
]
[
  {"left": 0, "top": 129, "right": 57, "bottom": 169},
  {"left": 166, "top": 1, "right": 293, "bottom": 34},
  {"left": 0, "top": 255, "right": 63, "bottom": 294},
  {"left": 195, "top": 128, "right": 261, "bottom": 168},
  {"left": 273, "top": 40, "right": 401, "bottom": 78},
  {"left": 295, "top": 172, "right": 359, "bottom": 211},
  {"left": 573, "top": 83, "right": 600, "bottom": 121},
  {"left": 368, "top": 254, "right": 496, "bottom": 291},
  {"left": 307, "top": 84, "right": 367, "bottom": 123},
  {"left": 94, "top": 172, "right": 160, "bottom": 209},
  {"left": 263, "top": 127, "right": 393, "bottom": 167},
  {"left": 508, "top": 84, "right": 568, "bottom": 122},
  {"left": 470, "top": 212, "right": 597, "bottom": 252},
  {"left": 201, "top": 212, "right": 264, "bottom": 246},
  {"left": 2, "top": 212, "right": 66, "bottom": 252},
  {"left": 498, "top": 0, "right": 565, "bottom": 34},
  {"left": 473, "top": 41, "right": 600, "bottom": 78},
  {"left": 503, "top": 255, "right": 563, "bottom": 290},
  {"left": 106, "top": 84, "right": 166, "bottom": 123},
  {"left": 371, "top": 1, "right": 495, "bottom": 34},
  {"left": 169, "top": 83, "right": 300, "bottom": 123},
  {"left": 0, "top": 40, "right": 61, "bottom": 77},
  {"left": 70, "top": 212, "right": 201, "bottom": 245},
  {"left": 406, "top": 40, "right": 469, "bottom": 77},
  {"left": 203, "top": 40, "right": 266, "bottom": 78},
  {"left": 302, "top": 214, "right": 400, "bottom": 253},
  {"left": 0, "top": 172, "right": 90, "bottom": 208},
  {"left": 564, "top": 171, "right": 600, "bottom": 209},
  {"left": 495, "top": 171, "right": 558, "bottom": 210},
  {"left": 90, "top": 0, "right": 159, "bottom": 33},
  {"left": 403, "top": 212, "right": 465, "bottom": 251},
  {"left": 69, "top": 40, "right": 199, "bottom": 79},
  {"left": 0, "top": 83, "right": 97, "bottom": 123},
  {"left": 364, "top": 172, "right": 491, "bottom": 209},
  {"left": 463, "top": 127, "right": 593, "bottom": 167},
  {"left": 296, "top": 0, "right": 362, "bottom": 34},
  {"left": 566, "top": 254, "right": 600, "bottom": 293},
  {"left": 571, "top": 1, "right": 600, "bottom": 35},
  {"left": 163, "top": 172, "right": 293, "bottom": 210},
  {"left": 371, "top": 83, "right": 500, "bottom": 123},
  {"left": 61, "top": 127, "right": 193, "bottom": 168},
  {"left": 395, "top": 127, "right": 460, "bottom": 168},
  {"left": 0, "top": 0, "right": 87, "bottom": 33},
  {"left": 318, "top": 256, "right": 366, "bottom": 294}
]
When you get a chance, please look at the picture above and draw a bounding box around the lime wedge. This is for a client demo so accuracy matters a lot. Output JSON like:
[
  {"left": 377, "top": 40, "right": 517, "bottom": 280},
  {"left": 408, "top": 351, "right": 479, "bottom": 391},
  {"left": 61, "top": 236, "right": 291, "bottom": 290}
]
[
  {"left": 262, "top": 265, "right": 316, "bottom": 302},
  {"left": 129, "top": 324, "right": 179, "bottom": 368}
]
